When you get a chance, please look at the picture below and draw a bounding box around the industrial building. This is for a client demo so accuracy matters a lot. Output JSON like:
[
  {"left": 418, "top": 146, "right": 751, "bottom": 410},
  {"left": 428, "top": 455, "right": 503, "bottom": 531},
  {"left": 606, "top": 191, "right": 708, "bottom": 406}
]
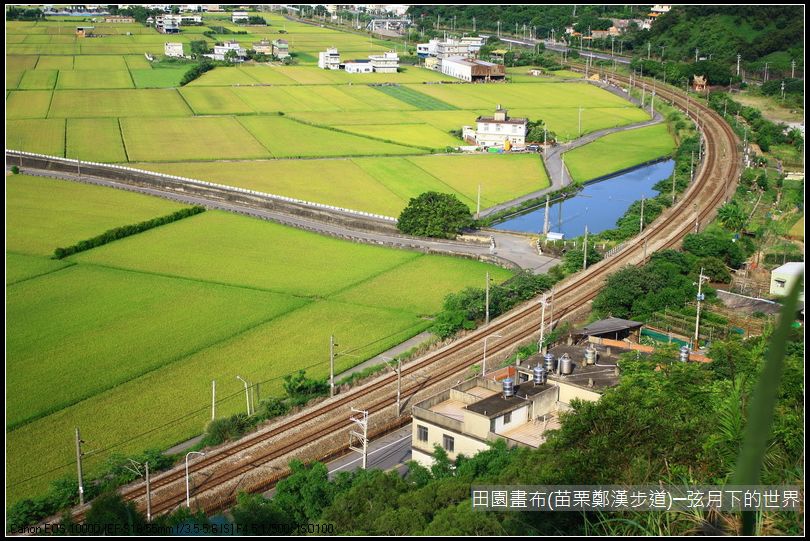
[
  {"left": 462, "top": 105, "right": 527, "bottom": 149},
  {"left": 412, "top": 343, "right": 621, "bottom": 466},
  {"left": 441, "top": 57, "right": 505, "bottom": 82}
]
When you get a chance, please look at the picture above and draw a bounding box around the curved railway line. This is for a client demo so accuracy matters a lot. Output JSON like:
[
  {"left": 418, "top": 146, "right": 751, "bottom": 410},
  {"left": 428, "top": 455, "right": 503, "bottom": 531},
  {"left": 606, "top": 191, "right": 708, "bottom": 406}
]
[{"left": 57, "top": 73, "right": 739, "bottom": 522}]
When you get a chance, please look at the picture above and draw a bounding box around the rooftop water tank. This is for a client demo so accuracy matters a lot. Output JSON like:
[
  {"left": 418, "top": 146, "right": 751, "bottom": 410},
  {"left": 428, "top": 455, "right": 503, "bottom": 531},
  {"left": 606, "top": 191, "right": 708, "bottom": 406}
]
[
  {"left": 559, "top": 353, "right": 573, "bottom": 375},
  {"left": 533, "top": 364, "right": 546, "bottom": 385},
  {"left": 502, "top": 377, "right": 515, "bottom": 398},
  {"left": 585, "top": 346, "right": 597, "bottom": 365},
  {"left": 543, "top": 352, "right": 556, "bottom": 373},
  {"left": 679, "top": 345, "right": 690, "bottom": 363}
]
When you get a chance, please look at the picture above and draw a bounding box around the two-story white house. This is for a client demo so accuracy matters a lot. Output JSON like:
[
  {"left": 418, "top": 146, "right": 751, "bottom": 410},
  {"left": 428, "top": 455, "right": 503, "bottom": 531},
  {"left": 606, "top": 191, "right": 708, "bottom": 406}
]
[
  {"left": 368, "top": 51, "right": 399, "bottom": 73},
  {"left": 462, "top": 105, "right": 527, "bottom": 148}
]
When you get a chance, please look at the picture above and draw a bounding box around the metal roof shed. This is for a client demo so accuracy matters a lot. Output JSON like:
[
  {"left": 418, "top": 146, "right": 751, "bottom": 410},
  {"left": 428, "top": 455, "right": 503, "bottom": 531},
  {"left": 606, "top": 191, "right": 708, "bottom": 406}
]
[{"left": 579, "top": 317, "right": 644, "bottom": 341}]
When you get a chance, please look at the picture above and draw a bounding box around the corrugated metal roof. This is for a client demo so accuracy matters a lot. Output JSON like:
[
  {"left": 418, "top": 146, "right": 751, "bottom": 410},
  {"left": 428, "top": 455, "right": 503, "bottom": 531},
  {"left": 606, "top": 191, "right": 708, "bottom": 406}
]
[{"left": 580, "top": 317, "right": 643, "bottom": 336}]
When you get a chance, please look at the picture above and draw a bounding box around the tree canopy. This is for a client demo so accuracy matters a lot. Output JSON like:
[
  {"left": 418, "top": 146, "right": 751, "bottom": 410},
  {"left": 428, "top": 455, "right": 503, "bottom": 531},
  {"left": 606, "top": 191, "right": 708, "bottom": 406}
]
[{"left": 397, "top": 192, "right": 473, "bottom": 239}]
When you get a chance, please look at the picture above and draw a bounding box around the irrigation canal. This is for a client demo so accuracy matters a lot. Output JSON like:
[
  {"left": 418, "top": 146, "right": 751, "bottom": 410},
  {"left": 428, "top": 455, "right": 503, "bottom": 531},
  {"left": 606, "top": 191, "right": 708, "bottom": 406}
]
[{"left": 492, "top": 159, "right": 676, "bottom": 237}]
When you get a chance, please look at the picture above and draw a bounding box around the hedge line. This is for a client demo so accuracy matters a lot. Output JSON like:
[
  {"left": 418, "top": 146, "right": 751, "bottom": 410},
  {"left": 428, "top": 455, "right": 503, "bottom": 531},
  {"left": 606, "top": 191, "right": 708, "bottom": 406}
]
[{"left": 52, "top": 206, "right": 206, "bottom": 259}]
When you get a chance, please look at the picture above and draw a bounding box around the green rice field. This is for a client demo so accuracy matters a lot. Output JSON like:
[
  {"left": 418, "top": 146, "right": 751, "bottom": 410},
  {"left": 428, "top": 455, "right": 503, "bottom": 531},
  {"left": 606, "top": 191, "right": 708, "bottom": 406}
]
[
  {"left": 136, "top": 153, "right": 550, "bottom": 216},
  {"left": 563, "top": 123, "right": 677, "bottom": 182},
  {"left": 6, "top": 11, "right": 675, "bottom": 507},
  {"left": 6, "top": 200, "right": 511, "bottom": 503}
]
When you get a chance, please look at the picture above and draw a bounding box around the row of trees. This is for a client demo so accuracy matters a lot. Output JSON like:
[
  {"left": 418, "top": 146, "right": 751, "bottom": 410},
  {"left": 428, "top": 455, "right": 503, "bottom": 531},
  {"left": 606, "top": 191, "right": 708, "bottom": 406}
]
[{"left": 53, "top": 206, "right": 205, "bottom": 259}]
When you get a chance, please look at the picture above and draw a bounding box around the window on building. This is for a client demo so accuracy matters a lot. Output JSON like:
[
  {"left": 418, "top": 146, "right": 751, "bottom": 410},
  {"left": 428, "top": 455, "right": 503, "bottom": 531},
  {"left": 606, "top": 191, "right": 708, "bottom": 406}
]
[
  {"left": 504, "top": 412, "right": 511, "bottom": 424},
  {"left": 775, "top": 279, "right": 786, "bottom": 289},
  {"left": 443, "top": 434, "right": 455, "bottom": 452},
  {"left": 496, "top": 124, "right": 502, "bottom": 131},
  {"left": 417, "top": 425, "right": 428, "bottom": 442}
]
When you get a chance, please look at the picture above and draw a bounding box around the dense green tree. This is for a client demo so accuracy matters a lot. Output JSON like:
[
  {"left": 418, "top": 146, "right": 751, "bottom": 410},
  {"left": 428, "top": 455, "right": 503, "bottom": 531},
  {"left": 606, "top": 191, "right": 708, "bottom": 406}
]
[
  {"left": 84, "top": 492, "right": 146, "bottom": 534},
  {"left": 272, "top": 460, "right": 334, "bottom": 524},
  {"left": 716, "top": 201, "right": 747, "bottom": 231},
  {"left": 397, "top": 192, "right": 473, "bottom": 239}
]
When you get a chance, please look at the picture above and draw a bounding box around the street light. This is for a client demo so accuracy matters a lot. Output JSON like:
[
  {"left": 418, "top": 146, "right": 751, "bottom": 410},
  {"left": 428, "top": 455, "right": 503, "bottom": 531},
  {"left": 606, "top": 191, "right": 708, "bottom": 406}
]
[
  {"left": 185, "top": 451, "right": 206, "bottom": 508},
  {"left": 236, "top": 375, "right": 250, "bottom": 415},
  {"left": 482, "top": 334, "right": 503, "bottom": 375}
]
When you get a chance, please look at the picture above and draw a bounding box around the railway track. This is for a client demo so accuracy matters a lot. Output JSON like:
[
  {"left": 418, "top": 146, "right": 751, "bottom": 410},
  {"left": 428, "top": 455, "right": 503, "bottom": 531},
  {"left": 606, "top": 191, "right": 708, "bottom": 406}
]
[{"left": 60, "top": 72, "right": 738, "bottom": 523}]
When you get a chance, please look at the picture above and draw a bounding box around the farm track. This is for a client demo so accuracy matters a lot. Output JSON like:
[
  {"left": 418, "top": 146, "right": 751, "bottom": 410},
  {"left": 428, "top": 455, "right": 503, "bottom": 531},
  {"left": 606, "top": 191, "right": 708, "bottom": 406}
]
[{"left": 41, "top": 72, "right": 740, "bottom": 523}]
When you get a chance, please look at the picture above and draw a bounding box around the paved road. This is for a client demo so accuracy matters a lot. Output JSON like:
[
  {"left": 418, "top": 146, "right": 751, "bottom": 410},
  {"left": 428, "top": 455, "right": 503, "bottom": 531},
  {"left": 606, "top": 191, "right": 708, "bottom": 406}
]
[
  {"left": 262, "top": 425, "right": 412, "bottom": 498},
  {"left": 16, "top": 166, "right": 559, "bottom": 273}
]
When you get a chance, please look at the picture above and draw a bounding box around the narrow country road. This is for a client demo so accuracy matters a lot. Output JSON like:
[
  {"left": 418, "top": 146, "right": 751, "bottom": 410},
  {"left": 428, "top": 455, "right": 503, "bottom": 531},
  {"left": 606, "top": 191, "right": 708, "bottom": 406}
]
[{"left": 14, "top": 165, "right": 559, "bottom": 273}]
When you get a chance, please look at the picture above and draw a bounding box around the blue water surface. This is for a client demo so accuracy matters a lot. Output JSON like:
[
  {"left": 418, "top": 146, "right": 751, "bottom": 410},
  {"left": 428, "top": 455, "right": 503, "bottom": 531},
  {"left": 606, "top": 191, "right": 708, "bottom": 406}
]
[{"left": 493, "top": 160, "right": 676, "bottom": 237}]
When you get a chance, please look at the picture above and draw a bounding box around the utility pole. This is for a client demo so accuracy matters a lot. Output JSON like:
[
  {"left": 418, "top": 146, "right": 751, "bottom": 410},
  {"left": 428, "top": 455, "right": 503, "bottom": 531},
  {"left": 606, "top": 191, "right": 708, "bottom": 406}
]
[
  {"left": 640, "top": 196, "right": 645, "bottom": 232},
  {"left": 349, "top": 408, "right": 369, "bottom": 469},
  {"left": 650, "top": 87, "right": 655, "bottom": 117},
  {"left": 497, "top": 20, "right": 500, "bottom": 37},
  {"left": 791, "top": 59, "right": 795, "bottom": 78},
  {"left": 472, "top": 16, "right": 475, "bottom": 32},
  {"left": 659, "top": 45, "right": 665, "bottom": 60},
  {"left": 145, "top": 461, "right": 151, "bottom": 523},
  {"left": 582, "top": 225, "right": 589, "bottom": 270},
  {"left": 543, "top": 194, "right": 550, "bottom": 235},
  {"left": 236, "top": 376, "right": 250, "bottom": 415},
  {"left": 538, "top": 294, "right": 548, "bottom": 351},
  {"left": 690, "top": 150, "right": 695, "bottom": 182},
  {"left": 641, "top": 83, "right": 646, "bottom": 107},
  {"left": 672, "top": 173, "right": 677, "bottom": 204},
  {"left": 211, "top": 380, "right": 216, "bottom": 420},
  {"left": 694, "top": 268, "right": 708, "bottom": 347},
  {"left": 764, "top": 62, "right": 769, "bottom": 82},
  {"left": 485, "top": 272, "right": 490, "bottom": 325},
  {"left": 75, "top": 428, "right": 85, "bottom": 506},
  {"left": 647, "top": 41, "right": 650, "bottom": 59},
  {"left": 329, "top": 335, "right": 337, "bottom": 397},
  {"left": 476, "top": 184, "right": 481, "bottom": 219},
  {"left": 781, "top": 80, "right": 785, "bottom": 102},
  {"left": 736, "top": 53, "right": 741, "bottom": 76},
  {"left": 695, "top": 48, "right": 699, "bottom": 62}
]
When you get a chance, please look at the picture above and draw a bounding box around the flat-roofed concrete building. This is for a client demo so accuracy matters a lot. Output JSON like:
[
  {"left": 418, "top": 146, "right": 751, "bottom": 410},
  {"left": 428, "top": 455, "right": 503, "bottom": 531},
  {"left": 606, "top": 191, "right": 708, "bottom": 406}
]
[
  {"left": 252, "top": 39, "right": 273, "bottom": 55},
  {"left": 368, "top": 51, "right": 399, "bottom": 73},
  {"left": 318, "top": 47, "right": 341, "bottom": 69},
  {"left": 164, "top": 42, "right": 185, "bottom": 57},
  {"left": 770, "top": 262, "right": 804, "bottom": 302},
  {"left": 272, "top": 39, "right": 289, "bottom": 59},
  {"left": 232, "top": 10, "right": 249, "bottom": 23},
  {"left": 345, "top": 61, "right": 373, "bottom": 73},
  {"left": 411, "top": 376, "right": 560, "bottom": 466}
]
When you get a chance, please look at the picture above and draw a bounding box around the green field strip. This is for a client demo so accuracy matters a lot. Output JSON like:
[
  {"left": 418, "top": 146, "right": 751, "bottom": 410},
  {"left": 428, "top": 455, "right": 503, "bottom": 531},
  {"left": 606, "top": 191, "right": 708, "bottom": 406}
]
[
  {"left": 402, "top": 157, "right": 480, "bottom": 208},
  {"left": 6, "top": 264, "right": 311, "bottom": 431},
  {"left": 373, "top": 84, "right": 459, "bottom": 111},
  {"left": 284, "top": 116, "right": 434, "bottom": 152},
  {"left": 5, "top": 252, "right": 76, "bottom": 286}
]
